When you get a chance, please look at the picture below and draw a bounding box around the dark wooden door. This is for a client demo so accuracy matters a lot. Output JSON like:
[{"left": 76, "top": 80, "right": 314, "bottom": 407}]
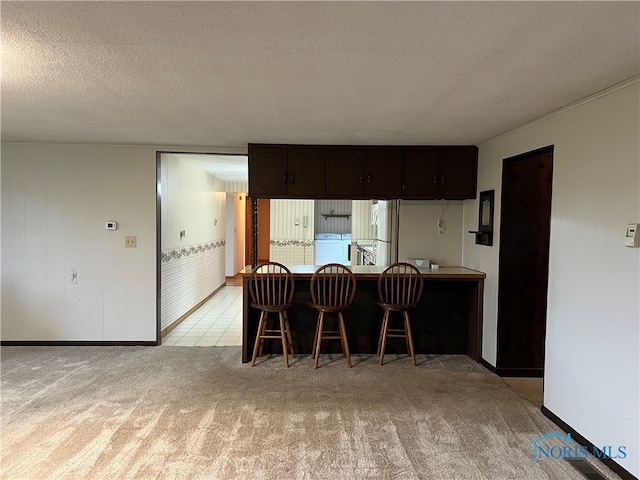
[
  {"left": 248, "top": 145, "right": 288, "bottom": 197},
  {"left": 438, "top": 146, "right": 478, "bottom": 199},
  {"left": 402, "top": 148, "right": 439, "bottom": 198},
  {"left": 496, "top": 146, "right": 553, "bottom": 377},
  {"left": 364, "top": 148, "right": 402, "bottom": 198},
  {"left": 288, "top": 147, "right": 326, "bottom": 197},
  {"left": 326, "top": 148, "right": 365, "bottom": 197}
]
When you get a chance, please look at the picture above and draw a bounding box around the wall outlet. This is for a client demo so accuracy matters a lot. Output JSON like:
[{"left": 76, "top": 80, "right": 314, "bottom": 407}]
[
  {"left": 438, "top": 225, "right": 446, "bottom": 236},
  {"left": 125, "top": 235, "right": 137, "bottom": 248},
  {"left": 70, "top": 269, "right": 77, "bottom": 284}
]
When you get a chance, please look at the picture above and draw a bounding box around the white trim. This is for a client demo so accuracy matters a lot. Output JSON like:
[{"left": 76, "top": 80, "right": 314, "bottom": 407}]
[{"left": 480, "top": 75, "right": 640, "bottom": 146}]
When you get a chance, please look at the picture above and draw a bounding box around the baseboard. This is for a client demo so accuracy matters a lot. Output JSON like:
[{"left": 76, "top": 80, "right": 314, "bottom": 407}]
[
  {"left": 1, "top": 341, "right": 157, "bottom": 346},
  {"left": 541, "top": 405, "right": 637, "bottom": 480},
  {"left": 161, "top": 284, "right": 225, "bottom": 338},
  {"left": 480, "top": 358, "right": 497, "bottom": 374},
  {"left": 479, "top": 359, "right": 543, "bottom": 378}
]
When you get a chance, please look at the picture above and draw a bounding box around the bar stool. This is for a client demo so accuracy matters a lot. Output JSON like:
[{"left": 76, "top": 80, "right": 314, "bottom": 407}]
[
  {"left": 309, "top": 263, "right": 356, "bottom": 369},
  {"left": 249, "top": 262, "right": 296, "bottom": 368},
  {"left": 377, "top": 262, "right": 424, "bottom": 366}
]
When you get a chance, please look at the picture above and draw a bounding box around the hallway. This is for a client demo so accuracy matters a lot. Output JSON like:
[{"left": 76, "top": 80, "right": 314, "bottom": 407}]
[{"left": 161, "top": 285, "right": 242, "bottom": 347}]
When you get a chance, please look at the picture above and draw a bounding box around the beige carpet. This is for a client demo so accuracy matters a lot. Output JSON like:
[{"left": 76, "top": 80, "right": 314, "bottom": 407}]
[{"left": 1, "top": 347, "right": 621, "bottom": 480}]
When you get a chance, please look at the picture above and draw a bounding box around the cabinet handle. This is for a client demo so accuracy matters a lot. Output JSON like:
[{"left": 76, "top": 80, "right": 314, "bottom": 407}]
[
  {"left": 441, "top": 176, "right": 446, "bottom": 184},
  {"left": 433, "top": 176, "right": 438, "bottom": 184},
  {"left": 290, "top": 173, "right": 295, "bottom": 185},
  {"left": 359, "top": 175, "right": 364, "bottom": 185},
  {"left": 367, "top": 174, "right": 371, "bottom": 184},
  {"left": 283, "top": 173, "right": 287, "bottom": 185}
]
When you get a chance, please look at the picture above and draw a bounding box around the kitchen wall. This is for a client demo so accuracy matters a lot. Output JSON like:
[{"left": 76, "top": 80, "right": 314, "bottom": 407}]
[
  {"left": 351, "top": 200, "right": 376, "bottom": 241},
  {"left": 269, "top": 199, "right": 315, "bottom": 265},
  {"left": 160, "top": 153, "right": 227, "bottom": 331},
  {"left": 463, "top": 80, "right": 639, "bottom": 477},
  {"left": 398, "top": 201, "right": 464, "bottom": 266},
  {"left": 1, "top": 143, "right": 157, "bottom": 341},
  {"left": 314, "top": 199, "right": 352, "bottom": 234}
]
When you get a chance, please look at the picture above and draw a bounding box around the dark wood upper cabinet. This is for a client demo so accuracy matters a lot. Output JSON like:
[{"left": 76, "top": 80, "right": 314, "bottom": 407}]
[
  {"left": 249, "top": 143, "right": 477, "bottom": 200},
  {"left": 365, "top": 148, "right": 403, "bottom": 198},
  {"left": 249, "top": 144, "right": 326, "bottom": 198},
  {"left": 326, "top": 148, "right": 365, "bottom": 197},
  {"left": 326, "top": 147, "right": 402, "bottom": 198},
  {"left": 438, "top": 146, "right": 478, "bottom": 199},
  {"left": 248, "top": 144, "right": 288, "bottom": 197},
  {"left": 402, "top": 148, "right": 439, "bottom": 198},
  {"left": 288, "top": 147, "right": 326, "bottom": 197},
  {"left": 402, "top": 146, "right": 477, "bottom": 199}
]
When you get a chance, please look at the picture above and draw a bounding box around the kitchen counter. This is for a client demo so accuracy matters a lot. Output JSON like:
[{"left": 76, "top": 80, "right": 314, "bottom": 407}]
[{"left": 239, "top": 265, "right": 485, "bottom": 363}]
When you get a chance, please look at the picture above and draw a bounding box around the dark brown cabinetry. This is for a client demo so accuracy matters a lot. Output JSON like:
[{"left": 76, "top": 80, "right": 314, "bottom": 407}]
[
  {"left": 249, "top": 143, "right": 477, "bottom": 200},
  {"left": 287, "top": 147, "right": 326, "bottom": 197},
  {"left": 403, "top": 146, "right": 478, "bottom": 199},
  {"left": 248, "top": 145, "right": 288, "bottom": 197},
  {"left": 248, "top": 144, "right": 326, "bottom": 198},
  {"left": 324, "top": 147, "right": 403, "bottom": 198}
]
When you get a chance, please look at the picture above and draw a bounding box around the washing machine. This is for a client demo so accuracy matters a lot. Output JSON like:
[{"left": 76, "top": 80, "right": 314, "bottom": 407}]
[{"left": 314, "top": 233, "right": 342, "bottom": 265}]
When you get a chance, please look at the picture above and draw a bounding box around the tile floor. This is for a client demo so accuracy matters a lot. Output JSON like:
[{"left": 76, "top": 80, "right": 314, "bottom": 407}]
[{"left": 161, "top": 285, "right": 243, "bottom": 346}]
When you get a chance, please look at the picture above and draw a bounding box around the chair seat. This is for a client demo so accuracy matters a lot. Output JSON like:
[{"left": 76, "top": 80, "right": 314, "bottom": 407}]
[
  {"left": 251, "top": 303, "right": 292, "bottom": 312},
  {"left": 377, "top": 302, "right": 418, "bottom": 311},
  {"left": 309, "top": 303, "right": 351, "bottom": 313}
]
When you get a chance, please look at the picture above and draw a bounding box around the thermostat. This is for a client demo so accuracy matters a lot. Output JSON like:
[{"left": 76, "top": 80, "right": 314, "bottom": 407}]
[
  {"left": 105, "top": 221, "right": 118, "bottom": 231},
  {"left": 624, "top": 223, "right": 639, "bottom": 247}
]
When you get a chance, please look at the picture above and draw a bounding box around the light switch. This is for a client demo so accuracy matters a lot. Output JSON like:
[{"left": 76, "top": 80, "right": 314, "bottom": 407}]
[{"left": 125, "top": 235, "right": 137, "bottom": 248}]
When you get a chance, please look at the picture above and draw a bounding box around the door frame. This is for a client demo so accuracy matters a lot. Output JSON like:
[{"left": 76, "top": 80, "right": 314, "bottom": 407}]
[{"left": 495, "top": 145, "right": 554, "bottom": 377}]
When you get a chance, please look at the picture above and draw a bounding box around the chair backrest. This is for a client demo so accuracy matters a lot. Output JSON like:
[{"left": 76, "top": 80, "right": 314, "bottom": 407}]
[
  {"left": 310, "top": 263, "right": 356, "bottom": 308},
  {"left": 249, "top": 262, "right": 295, "bottom": 308},
  {"left": 378, "top": 262, "right": 424, "bottom": 307}
]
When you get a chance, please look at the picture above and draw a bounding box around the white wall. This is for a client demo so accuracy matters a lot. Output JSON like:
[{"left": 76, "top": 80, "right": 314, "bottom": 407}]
[
  {"left": 160, "top": 154, "right": 227, "bottom": 331},
  {"left": 1, "top": 143, "right": 157, "bottom": 341},
  {"left": 398, "top": 200, "right": 464, "bottom": 267},
  {"left": 314, "top": 199, "right": 351, "bottom": 234},
  {"left": 463, "top": 82, "right": 640, "bottom": 477},
  {"left": 225, "top": 192, "right": 246, "bottom": 276},
  {"left": 1, "top": 143, "right": 245, "bottom": 341}
]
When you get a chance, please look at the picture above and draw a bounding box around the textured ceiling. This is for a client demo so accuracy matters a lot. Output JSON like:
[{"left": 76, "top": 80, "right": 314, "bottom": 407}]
[{"left": 2, "top": 1, "right": 639, "bottom": 147}]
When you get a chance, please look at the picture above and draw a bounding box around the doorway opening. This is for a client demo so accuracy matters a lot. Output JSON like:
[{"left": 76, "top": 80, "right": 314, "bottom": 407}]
[
  {"left": 156, "top": 152, "right": 248, "bottom": 346},
  {"left": 496, "top": 146, "right": 553, "bottom": 379}
]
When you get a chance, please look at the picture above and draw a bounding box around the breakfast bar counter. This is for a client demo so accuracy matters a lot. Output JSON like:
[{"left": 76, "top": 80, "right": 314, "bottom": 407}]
[{"left": 239, "top": 265, "right": 485, "bottom": 363}]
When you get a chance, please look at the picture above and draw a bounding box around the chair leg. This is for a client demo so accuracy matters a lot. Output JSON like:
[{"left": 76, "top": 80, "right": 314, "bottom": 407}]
[
  {"left": 257, "top": 312, "right": 268, "bottom": 358},
  {"left": 338, "top": 312, "right": 351, "bottom": 368},
  {"left": 404, "top": 311, "right": 416, "bottom": 366},
  {"left": 279, "top": 312, "right": 290, "bottom": 368},
  {"left": 377, "top": 312, "right": 386, "bottom": 356},
  {"left": 284, "top": 311, "right": 295, "bottom": 358},
  {"left": 314, "top": 311, "right": 324, "bottom": 369},
  {"left": 312, "top": 311, "right": 321, "bottom": 359},
  {"left": 251, "top": 311, "right": 267, "bottom": 367},
  {"left": 379, "top": 310, "right": 390, "bottom": 366}
]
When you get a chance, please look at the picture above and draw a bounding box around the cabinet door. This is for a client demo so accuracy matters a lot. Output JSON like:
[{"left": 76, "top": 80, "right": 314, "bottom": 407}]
[
  {"left": 288, "top": 147, "right": 326, "bottom": 197},
  {"left": 364, "top": 148, "right": 402, "bottom": 198},
  {"left": 326, "top": 148, "right": 365, "bottom": 197},
  {"left": 248, "top": 145, "right": 288, "bottom": 197},
  {"left": 402, "top": 148, "right": 439, "bottom": 198},
  {"left": 438, "top": 146, "right": 478, "bottom": 199}
]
